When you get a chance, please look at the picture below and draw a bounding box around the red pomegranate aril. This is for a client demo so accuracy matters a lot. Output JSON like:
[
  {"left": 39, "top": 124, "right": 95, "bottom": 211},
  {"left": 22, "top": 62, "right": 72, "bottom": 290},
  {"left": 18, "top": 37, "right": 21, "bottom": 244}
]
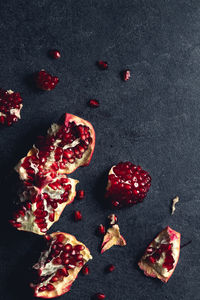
[
  {"left": 107, "top": 264, "right": 115, "bottom": 272},
  {"left": 38, "top": 286, "right": 47, "bottom": 292},
  {"left": 89, "top": 99, "right": 100, "bottom": 108},
  {"left": 44, "top": 235, "right": 52, "bottom": 241},
  {"left": 123, "top": 69, "right": 131, "bottom": 81},
  {"left": 12, "top": 222, "right": 22, "bottom": 228},
  {"left": 53, "top": 257, "right": 62, "bottom": 265},
  {"left": 50, "top": 276, "right": 58, "bottom": 283},
  {"left": 49, "top": 49, "right": 61, "bottom": 59},
  {"left": 63, "top": 244, "right": 72, "bottom": 252},
  {"left": 46, "top": 284, "right": 55, "bottom": 291},
  {"left": 98, "top": 224, "right": 106, "bottom": 235},
  {"left": 77, "top": 189, "right": 85, "bottom": 200},
  {"left": 95, "top": 293, "right": 106, "bottom": 299},
  {"left": 98, "top": 60, "right": 108, "bottom": 70},
  {"left": 49, "top": 213, "right": 55, "bottom": 222},
  {"left": 58, "top": 267, "right": 68, "bottom": 276},
  {"left": 74, "top": 210, "right": 82, "bottom": 221},
  {"left": 74, "top": 244, "right": 85, "bottom": 251},
  {"left": 82, "top": 265, "right": 90, "bottom": 275}
]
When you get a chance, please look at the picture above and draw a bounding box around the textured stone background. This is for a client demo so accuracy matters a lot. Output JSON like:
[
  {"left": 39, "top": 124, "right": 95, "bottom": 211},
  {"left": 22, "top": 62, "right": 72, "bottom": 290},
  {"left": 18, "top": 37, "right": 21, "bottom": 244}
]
[{"left": 0, "top": 0, "right": 199, "bottom": 299}]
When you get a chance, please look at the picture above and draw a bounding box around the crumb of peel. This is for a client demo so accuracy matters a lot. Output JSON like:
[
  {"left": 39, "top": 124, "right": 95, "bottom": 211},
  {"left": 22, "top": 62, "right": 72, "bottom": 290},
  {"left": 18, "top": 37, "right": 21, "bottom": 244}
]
[{"left": 171, "top": 196, "right": 179, "bottom": 215}]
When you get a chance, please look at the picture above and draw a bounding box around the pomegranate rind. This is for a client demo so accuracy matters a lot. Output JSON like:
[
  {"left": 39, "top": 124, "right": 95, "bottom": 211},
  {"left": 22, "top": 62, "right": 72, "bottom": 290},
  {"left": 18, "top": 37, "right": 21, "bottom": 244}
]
[
  {"left": 138, "top": 226, "right": 181, "bottom": 282},
  {"left": 101, "top": 224, "right": 126, "bottom": 254},
  {"left": 13, "top": 177, "right": 78, "bottom": 235},
  {"left": 32, "top": 232, "right": 92, "bottom": 298}
]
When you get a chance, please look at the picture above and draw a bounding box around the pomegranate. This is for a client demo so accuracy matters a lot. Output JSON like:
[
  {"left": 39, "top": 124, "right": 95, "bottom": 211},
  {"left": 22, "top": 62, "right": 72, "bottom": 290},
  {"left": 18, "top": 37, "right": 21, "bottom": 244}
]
[
  {"left": 31, "top": 232, "right": 92, "bottom": 298},
  {"left": 49, "top": 50, "right": 61, "bottom": 59},
  {"left": 15, "top": 113, "right": 95, "bottom": 179},
  {"left": 101, "top": 224, "right": 126, "bottom": 254},
  {"left": 105, "top": 162, "right": 151, "bottom": 208},
  {"left": 138, "top": 226, "right": 181, "bottom": 282},
  {"left": 0, "top": 89, "right": 23, "bottom": 126},
  {"left": 35, "top": 70, "right": 59, "bottom": 91},
  {"left": 10, "top": 174, "right": 78, "bottom": 235},
  {"left": 11, "top": 113, "right": 95, "bottom": 234}
]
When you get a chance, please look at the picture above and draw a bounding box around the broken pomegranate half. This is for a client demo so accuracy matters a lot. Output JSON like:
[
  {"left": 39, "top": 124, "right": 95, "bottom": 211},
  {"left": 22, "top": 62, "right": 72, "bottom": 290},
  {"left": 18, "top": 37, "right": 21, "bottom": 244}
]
[
  {"left": 105, "top": 162, "right": 151, "bottom": 208},
  {"left": 15, "top": 113, "right": 95, "bottom": 180},
  {"left": 10, "top": 113, "right": 95, "bottom": 234},
  {"left": 138, "top": 226, "right": 181, "bottom": 282},
  {"left": 101, "top": 224, "right": 126, "bottom": 254},
  {"left": 10, "top": 174, "right": 78, "bottom": 235},
  {"left": 0, "top": 89, "right": 23, "bottom": 126},
  {"left": 31, "top": 232, "right": 92, "bottom": 298}
]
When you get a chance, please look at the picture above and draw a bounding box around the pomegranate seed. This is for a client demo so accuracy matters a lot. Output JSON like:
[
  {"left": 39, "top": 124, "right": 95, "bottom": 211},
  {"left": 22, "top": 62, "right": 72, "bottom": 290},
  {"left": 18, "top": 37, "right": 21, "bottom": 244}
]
[
  {"left": 52, "top": 257, "right": 62, "bottom": 265},
  {"left": 95, "top": 293, "right": 106, "bottom": 299},
  {"left": 56, "top": 234, "right": 65, "bottom": 243},
  {"left": 77, "top": 189, "right": 85, "bottom": 200},
  {"left": 123, "top": 69, "right": 131, "bottom": 81},
  {"left": 107, "top": 264, "right": 115, "bottom": 272},
  {"left": 50, "top": 276, "right": 58, "bottom": 283},
  {"left": 63, "top": 244, "right": 72, "bottom": 252},
  {"left": 98, "top": 224, "right": 105, "bottom": 235},
  {"left": 46, "top": 284, "right": 55, "bottom": 291},
  {"left": 44, "top": 235, "right": 52, "bottom": 241},
  {"left": 74, "top": 210, "right": 82, "bottom": 221},
  {"left": 97, "top": 61, "right": 108, "bottom": 70},
  {"left": 74, "top": 244, "right": 85, "bottom": 251},
  {"left": 82, "top": 265, "right": 89, "bottom": 275},
  {"left": 49, "top": 49, "right": 61, "bottom": 59},
  {"left": 89, "top": 99, "right": 100, "bottom": 108},
  {"left": 38, "top": 286, "right": 47, "bottom": 292}
]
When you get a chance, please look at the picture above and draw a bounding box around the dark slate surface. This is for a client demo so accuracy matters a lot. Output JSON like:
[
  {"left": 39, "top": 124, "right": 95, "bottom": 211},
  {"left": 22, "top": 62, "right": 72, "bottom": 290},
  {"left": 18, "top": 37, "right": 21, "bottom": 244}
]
[{"left": 0, "top": 0, "right": 199, "bottom": 299}]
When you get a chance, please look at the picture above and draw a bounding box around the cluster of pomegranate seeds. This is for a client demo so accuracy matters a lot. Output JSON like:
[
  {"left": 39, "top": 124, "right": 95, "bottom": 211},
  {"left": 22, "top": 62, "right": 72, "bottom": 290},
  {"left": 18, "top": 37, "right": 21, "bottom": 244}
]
[
  {"left": 49, "top": 49, "right": 61, "bottom": 59},
  {"left": 89, "top": 99, "right": 100, "bottom": 108},
  {"left": 74, "top": 210, "right": 82, "bottom": 221},
  {"left": 0, "top": 89, "right": 23, "bottom": 126},
  {"left": 147, "top": 243, "right": 175, "bottom": 271},
  {"left": 106, "top": 162, "right": 151, "bottom": 208},
  {"left": 35, "top": 70, "right": 59, "bottom": 91},
  {"left": 95, "top": 293, "right": 106, "bottom": 299},
  {"left": 98, "top": 224, "right": 106, "bottom": 235},
  {"left": 97, "top": 61, "right": 108, "bottom": 70},
  {"left": 123, "top": 69, "right": 131, "bottom": 81},
  {"left": 77, "top": 189, "right": 85, "bottom": 200},
  {"left": 82, "top": 264, "right": 90, "bottom": 275}
]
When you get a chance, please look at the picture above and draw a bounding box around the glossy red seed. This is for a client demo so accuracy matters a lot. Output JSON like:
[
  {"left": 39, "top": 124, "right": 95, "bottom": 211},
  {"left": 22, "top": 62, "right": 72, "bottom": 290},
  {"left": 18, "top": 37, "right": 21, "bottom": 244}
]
[
  {"left": 74, "top": 244, "right": 85, "bottom": 251},
  {"left": 52, "top": 257, "right": 62, "bottom": 265},
  {"left": 98, "top": 224, "right": 105, "bottom": 235},
  {"left": 74, "top": 210, "right": 82, "bottom": 221},
  {"left": 38, "top": 286, "right": 47, "bottom": 292},
  {"left": 56, "top": 234, "right": 65, "bottom": 243},
  {"left": 98, "top": 60, "right": 108, "bottom": 70},
  {"left": 123, "top": 69, "right": 131, "bottom": 81},
  {"left": 46, "top": 284, "right": 55, "bottom": 291},
  {"left": 63, "top": 243, "right": 72, "bottom": 252},
  {"left": 89, "top": 99, "right": 100, "bottom": 108},
  {"left": 50, "top": 276, "right": 58, "bottom": 283},
  {"left": 49, "top": 49, "right": 61, "bottom": 59},
  {"left": 107, "top": 264, "right": 115, "bottom": 272},
  {"left": 82, "top": 265, "right": 89, "bottom": 275},
  {"left": 77, "top": 190, "right": 85, "bottom": 200},
  {"left": 95, "top": 293, "right": 106, "bottom": 299}
]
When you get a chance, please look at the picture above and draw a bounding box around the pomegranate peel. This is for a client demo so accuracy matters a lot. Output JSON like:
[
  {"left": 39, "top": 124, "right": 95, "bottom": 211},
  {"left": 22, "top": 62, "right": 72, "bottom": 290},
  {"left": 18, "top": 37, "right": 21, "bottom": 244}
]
[
  {"left": 138, "top": 226, "right": 181, "bottom": 282},
  {"left": 171, "top": 196, "right": 179, "bottom": 215},
  {"left": 101, "top": 224, "right": 126, "bottom": 254},
  {"left": 106, "top": 162, "right": 151, "bottom": 208},
  {"left": 31, "top": 232, "right": 92, "bottom": 298}
]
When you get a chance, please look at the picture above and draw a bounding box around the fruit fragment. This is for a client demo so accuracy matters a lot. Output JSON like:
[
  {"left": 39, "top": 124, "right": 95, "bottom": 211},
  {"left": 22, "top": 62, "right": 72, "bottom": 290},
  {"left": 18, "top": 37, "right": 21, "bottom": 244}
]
[
  {"left": 31, "top": 232, "right": 92, "bottom": 298},
  {"left": 138, "top": 226, "right": 181, "bottom": 282},
  {"left": 11, "top": 113, "right": 95, "bottom": 234},
  {"left": 77, "top": 190, "right": 85, "bottom": 200},
  {"left": 101, "top": 224, "right": 126, "bottom": 254},
  {"left": 108, "top": 214, "right": 118, "bottom": 225},
  {"left": 171, "top": 196, "right": 179, "bottom": 215},
  {"left": 36, "top": 70, "right": 59, "bottom": 91},
  {"left": 105, "top": 162, "right": 151, "bottom": 208},
  {"left": 74, "top": 210, "right": 82, "bottom": 221},
  {"left": 0, "top": 89, "right": 23, "bottom": 126},
  {"left": 97, "top": 61, "right": 108, "bottom": 70},
  {"left": 82, "top": 265, "right": 90, "bottom": 275},
  {"left": 123, "top": 69, "right": 131, "bottom": 81},
  {"left": 89, "top": 99, "right": 100, "bottom": 108},
  {"left": 49, "top": 49, "right": 61, "bottom": 59},
  {"left": 98, "top": 224, "right": 106, "bottom": 235}
]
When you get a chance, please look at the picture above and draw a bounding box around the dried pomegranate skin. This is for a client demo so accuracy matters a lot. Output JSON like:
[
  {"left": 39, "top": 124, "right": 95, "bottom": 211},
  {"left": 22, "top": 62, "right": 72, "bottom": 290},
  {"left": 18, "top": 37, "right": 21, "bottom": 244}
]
[
  {"left": 11, "top": 113, "right": 95, "bottom": 235},
  {"left": 31, "top": 232, "right": 92, "bottom": 298},
  {"left": 0, "top": 89, "right": 23, "bottom": 126},
  {"left": 138, "top": 226, "right": 181, "bottom": 282},
  {"left": 105, "top": 162, "right": 151, "bottom": 208}
]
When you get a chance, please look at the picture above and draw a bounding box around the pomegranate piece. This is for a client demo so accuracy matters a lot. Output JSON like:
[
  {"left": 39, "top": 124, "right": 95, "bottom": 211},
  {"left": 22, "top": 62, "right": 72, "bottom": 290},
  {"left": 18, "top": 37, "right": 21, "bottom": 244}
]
[
  {"left": 101, "top": 224, "right": 126, "bottom": 254},
  {"left": 123, "top": 69, "right": 131, "bottom": 81},
  {"left": 97, "top": 60, "right": 108, "bottom": 70},
  {"left": 10, "top": 174, "right": 78, "bottom": 235},
  {"left": 0, "top": 89, "right": 23, "bottom": 126},
  {"left": 77, "top": 189, "right": 85, "bottom": 200},
  {"left": 74, "top": 210, "right": 82, "bottom": 221},
  {"left": 49, "top": 49, "right": 61, "bottom": 59},
  {"left": 82, "top": 264, "right": 90, "bottom": 275},
  {"left": 36, "top": 70, "right": 59, "bottom": 91},
  {"left": 89, "top": 99, "right": 100, "bottom": 108},
  {"left": 138, "top": 226, "right": 181, "bottom": 282},
  {"left": 105, "top": 162, "right": 151, "bottom": 208},
  {"left": 108, "top": 214, "right": 118, "bottom": 225},
  {"left": 11, "top": 113, "right": 95, "bottom": 235},
  {"left": 31, "top": 232, "right": 92, "bottom": 298},
  {"left": 98, "top": 224, "right": 106, "bottom": 235}
]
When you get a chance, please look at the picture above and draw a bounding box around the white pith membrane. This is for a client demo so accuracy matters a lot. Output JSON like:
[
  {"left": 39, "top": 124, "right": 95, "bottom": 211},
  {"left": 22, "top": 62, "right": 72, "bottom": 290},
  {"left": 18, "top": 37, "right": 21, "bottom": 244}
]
[
  {"left": 138, "top": 226, "right": 181, "bottom": 282},
  {"left": 12, "top": 175, "right": 78, "bottom": 235},
  {"left": 0, "top": 89, "right": 23, "bottom": 122},
  {"left": 31, "top": 232, "right": 92, "bottom": 298},
  {"left": 101, "top": 224, "right": 126, "bottom": 254}
]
